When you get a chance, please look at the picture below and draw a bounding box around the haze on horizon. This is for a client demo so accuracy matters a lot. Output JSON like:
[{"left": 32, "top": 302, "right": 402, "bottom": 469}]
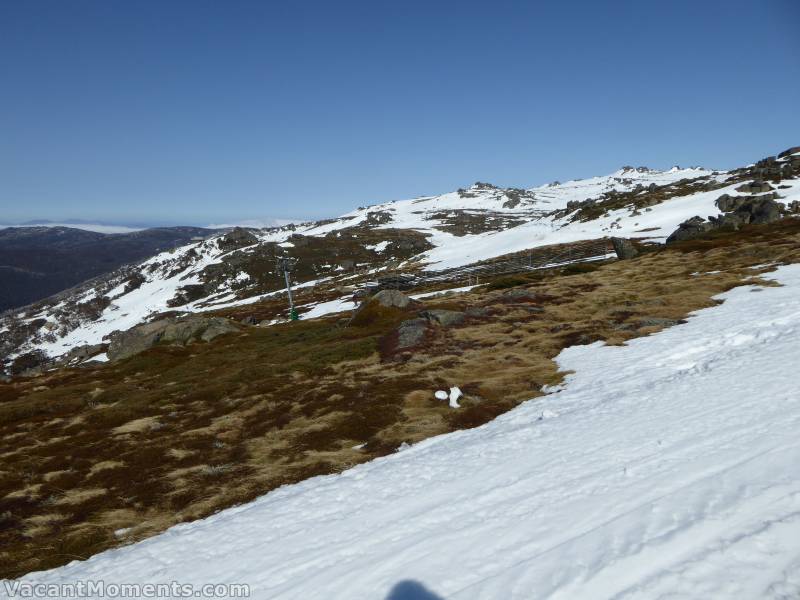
[{"left": 1, "top": 0, "right": 798, "bottom": 226}]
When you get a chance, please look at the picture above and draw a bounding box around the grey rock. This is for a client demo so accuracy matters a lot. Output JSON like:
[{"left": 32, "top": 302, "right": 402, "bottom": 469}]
[
  {"left": 465, "top": 306, "right": 491, "bottom": 318},
  {"left": 161, "top": 320, "right": 203, "bottom": 344},
  {"left": 709, "top": 212, "right": 750, "bottom": 230},
  {"left": 240, "top": 315, "right": 259, "bottom": 326},
  {"left": 107, "top": 319, "right": 171, "bottom": 361},
  {"left": 735, "top": 181, "right": 773, "bottom": 194},
  {"left": 107, "top": 317, "right": 238, "bottom": 361},
  {"left": 200, "top": 319, "right": 239, "bottom": 342},
  {"left": 522, "top": 305, "right": 545, "bottom": 314},
  {"left": 613, "top": 317, "right": 681, "bottom": 331},
  {"left": 715, "top": 194, "right": 743, "bottom": 212},
  {"left": 217, "top": 227, "right": 258, "bottom": 252},
  {"left": 62, "top": 343, "right": 106, "bottom": 364},
  {"left": 666, "top": 216, "right": 714, "bottom": 244},
  {"left": 746, "top": 198, "right": 783, "bottom": 224},
  {"left": 637, "top": 317, "right": 681, "bottom": 328},
  {"left": 671, "top": 194, "right": 784, "bottom": 243},
  {"left": 371, "top": 289, "right": 411, "bottom": 309},
  {"left": 421, "top": 309, "right": 466, "bottom": 327},
  {"left": 396, "top": 318, "right": 428, "bottom": 349},
  {"left": 611, "top": 237, "right": 638, "bottom": 260},
  {"left": 288, "top": 233, "right": 310, "bottom": 247},
  {"left": 502, "top": 289, "right": 539, "bottom": 302}
]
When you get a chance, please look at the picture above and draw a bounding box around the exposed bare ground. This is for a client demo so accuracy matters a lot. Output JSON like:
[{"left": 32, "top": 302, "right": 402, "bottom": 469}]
[{"left": 1, "top": 219, "right": 800, "bottom": 578}]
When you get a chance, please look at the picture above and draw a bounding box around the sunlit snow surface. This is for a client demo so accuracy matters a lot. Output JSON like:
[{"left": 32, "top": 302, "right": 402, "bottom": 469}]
[{"left": 8, "top": 264, "right": 800, "bottom": 599}]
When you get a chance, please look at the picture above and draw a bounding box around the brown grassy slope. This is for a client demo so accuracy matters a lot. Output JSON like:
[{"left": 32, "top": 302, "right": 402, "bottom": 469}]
[{"left": 2, "top": 218, "right": 800, "bottom": 578}]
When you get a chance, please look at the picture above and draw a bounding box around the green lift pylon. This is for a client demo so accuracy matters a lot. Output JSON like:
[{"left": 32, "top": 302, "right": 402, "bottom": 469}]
[{"left": 277, "top": 256, "right": 300, "bottom": 321}]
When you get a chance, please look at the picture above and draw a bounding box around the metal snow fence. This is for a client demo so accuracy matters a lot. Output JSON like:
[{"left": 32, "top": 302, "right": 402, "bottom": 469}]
[{"left": 415, "top": 238, "right": 614, "bottom": 286}]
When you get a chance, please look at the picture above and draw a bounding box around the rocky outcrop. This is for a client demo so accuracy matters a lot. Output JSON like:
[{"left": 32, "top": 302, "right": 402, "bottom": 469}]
[
  {"left": 465, "top": 306, "right": 491, "bottom": 319},
  {"left": 666, "top": 217, "right": 715, "bottom": 244},
  {"left": 371, "top": 289, "right": 412, "bottom": 309},
  {"left": 502, "top": 289, "right": 541, "bottom": 302},
  {"left": 387, "top": 307, "right": 467, "bottom": 354},
  {"left": 667, "top": 191, "right": 785, "bottom": 244},
  {"left": 217, "top": 227, "right": 258, "bottom": 252},
  {"left": 735, "top": 181, "right": 773, "bottom": 194},
  {"left": 107, "top": 316, "right": 239, "bottom": 361},
  {"left": 59, "top": 343, "right": 106, "bottom": 365},
  {"left": 420, "top": 309, "right": 466, "bottom": 327},
  {"left": 395, "top": 318, "right": 429, "bottom": 350},
  {"left": 611, "top": 237, "right": 638, "bottom": 260}
]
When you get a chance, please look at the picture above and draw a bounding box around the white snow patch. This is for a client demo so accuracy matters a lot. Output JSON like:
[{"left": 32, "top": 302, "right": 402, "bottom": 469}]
[
  {"left": 16, "top": 264, "right": 800, "bottom": 598},
  {"left": 366, "top": 241, "right": 390, "bottom": 253}
]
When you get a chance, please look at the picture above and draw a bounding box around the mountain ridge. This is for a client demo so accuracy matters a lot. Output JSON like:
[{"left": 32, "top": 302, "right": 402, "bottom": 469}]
[{"left": 1, "top": 146, "right": 798, "bottom": 376}]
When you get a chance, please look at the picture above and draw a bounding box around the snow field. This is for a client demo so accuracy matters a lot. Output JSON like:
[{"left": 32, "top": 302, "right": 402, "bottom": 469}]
[{"left": 8, "top": 264, "right": 800, "bottom": 599}]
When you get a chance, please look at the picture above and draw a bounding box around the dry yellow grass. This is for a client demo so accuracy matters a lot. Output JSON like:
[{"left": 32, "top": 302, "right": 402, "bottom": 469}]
[{"left": 1, "top": 219, "right": 800, "bottom": 578}]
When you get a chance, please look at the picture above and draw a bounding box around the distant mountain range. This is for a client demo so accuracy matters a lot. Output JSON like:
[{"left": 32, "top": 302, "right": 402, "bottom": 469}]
[{"left": 0, "top": 226, "right": 215, "bottom": 312}]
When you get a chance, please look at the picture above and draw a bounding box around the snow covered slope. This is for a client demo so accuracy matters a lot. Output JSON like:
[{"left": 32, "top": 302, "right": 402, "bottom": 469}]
[
  {"left": 9, "top": 263, "right": 800, "bottom": 599},
  {"left": 4, "top": 148, "right": 800, "bottom": 370}
]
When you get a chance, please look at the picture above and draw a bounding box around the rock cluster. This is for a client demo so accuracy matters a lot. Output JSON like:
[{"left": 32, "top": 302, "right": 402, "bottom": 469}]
[
  {"left": 216, "top": 227, "right": 258, "bottom": 252},
  {"left": 735, "top": 181, "right": 773, "bottom": 194},
  {"left": 395, "top": 318, "right": 428, "bottom": 349},
  {"left": 752, "top": 155, "right": 796, "bottom": 181},
  {"left": 393, "top": 308, "right": 470, "bottom": 352},
  {"left": 666, "top": 187, "right": 786, "bottom": 244},
  {"left": 666, "top": 217, "right": 715, "bottom": 244}
]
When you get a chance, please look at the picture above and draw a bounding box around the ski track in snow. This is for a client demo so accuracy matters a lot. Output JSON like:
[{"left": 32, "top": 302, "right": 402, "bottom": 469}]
[{"left": 6, "top": 264, "right": 800, "bottom": 599}]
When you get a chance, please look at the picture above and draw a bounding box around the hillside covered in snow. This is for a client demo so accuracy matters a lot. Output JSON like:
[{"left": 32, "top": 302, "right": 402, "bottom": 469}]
[{"left": 2, "top": 146, "right": 799, "bottom": 375}]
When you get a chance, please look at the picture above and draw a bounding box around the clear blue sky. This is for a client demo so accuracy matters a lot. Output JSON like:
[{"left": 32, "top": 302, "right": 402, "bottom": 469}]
[{"left": 1, "top": 0, "right": 798, "bottom": 226}]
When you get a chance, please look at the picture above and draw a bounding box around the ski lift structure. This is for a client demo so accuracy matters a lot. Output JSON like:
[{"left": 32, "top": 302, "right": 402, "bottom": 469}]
[{"left": 276, "top": 256, "right": 300, "bottom": 321}]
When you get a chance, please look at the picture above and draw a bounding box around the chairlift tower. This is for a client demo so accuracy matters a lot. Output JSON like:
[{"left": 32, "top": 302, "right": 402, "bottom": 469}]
[{"left": 276, "top": 256, "right": 299, "bottom": 321}]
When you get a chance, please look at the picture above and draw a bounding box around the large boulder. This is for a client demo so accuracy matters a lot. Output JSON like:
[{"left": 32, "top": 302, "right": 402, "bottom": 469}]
[
  {"left": 665, "top": 216, "right": 714, "bottom": 244},
  {"left": 669, "top": 195, "right": 785, "bottom": 244},
  {"left": 502, "top": 289, "right": 540, "bottom": 302},
  {"left": 107, "top": 319, "right": 171, "bottom": 361},
  {"left": 198, "top": 318, "right": 240, "bottom": 342},
  {"left": 611, "top": 237, "right": 638, "bottom": 260},
  {"left": 216, "top": 227, "right": 258, "bottom": 252},
  {"left": 421, "top": 309, "right": 466, "bottom": 327},
  {"left": 709, "top": 212, "right": 750, "bottom": 230},
  {"left": 371, "top": 289, "right": 412, "bottom": 309},
  {"left": 107, "top": 316, "right": 238, "bottom": 361},
  {"left": 715, "top": 194, "right": 745, "bottom": 212},
  {"left": 744, "top": 197, "right": 783, "bottom": 224},
  {"left": 735, "top": 181, "right": 773, "bottom": 194},
  {"left": 395, "top": 318, "right": 428, "bottom": 349},
  {"left": 60, "top": 343, "right": 106, "bottom": 365}
]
